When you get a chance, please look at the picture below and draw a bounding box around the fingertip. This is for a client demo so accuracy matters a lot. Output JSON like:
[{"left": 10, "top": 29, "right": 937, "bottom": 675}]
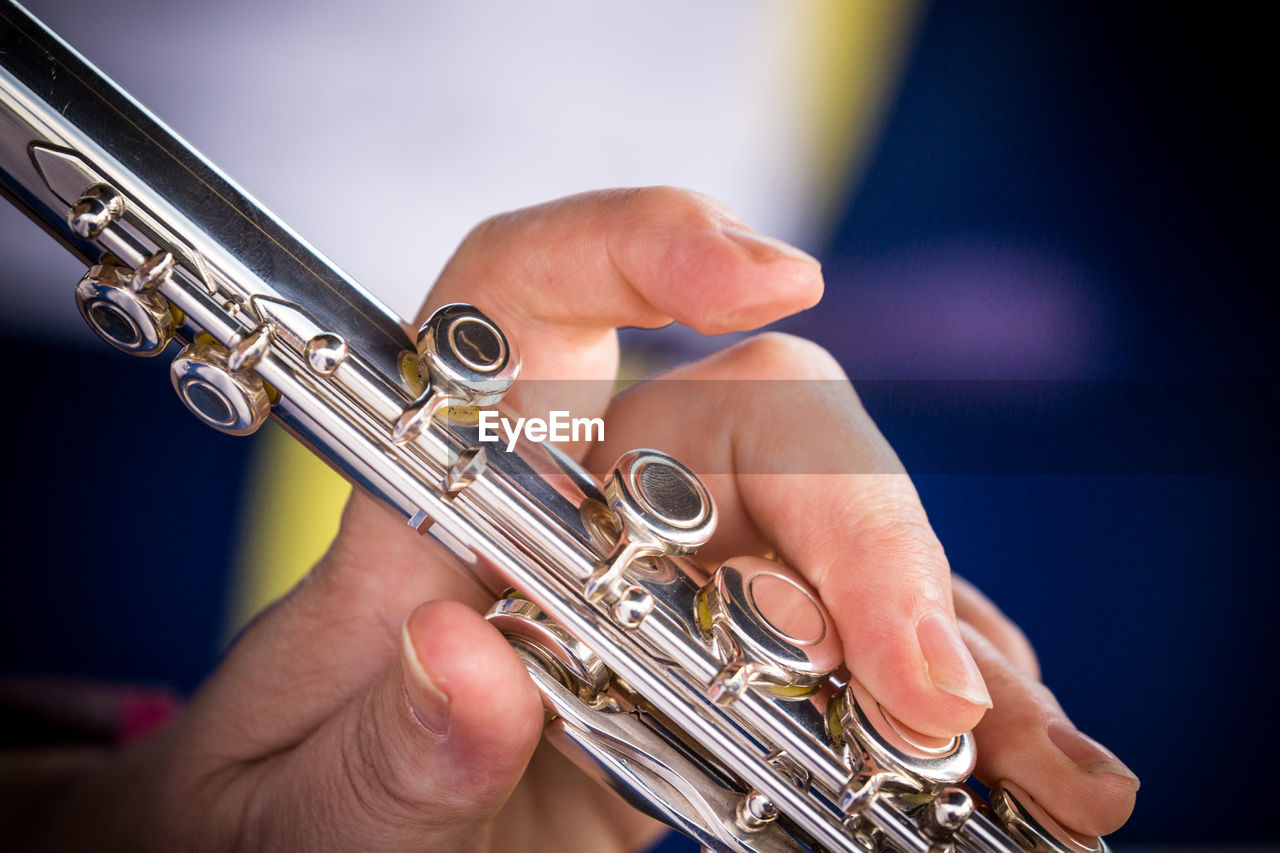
[
  {"left": 1055, "top": 775, "right": 1139, "bottom": 838},
  {"left": 820, "top": 533, "right": 990, "bottom": 737},
  {"left": 842, "top": 612, "right": 991, "bottom": 741},
  {"left": 914, "top": 610, "right": 993, "bottom": 709},
  {"left": 1039, "top": 720, "right": 1140, "bottom": 836},
  {"left": 608, "top": 188, "right": 824, "bottom": 335},
  {"left": 993, "top": 777, "right": 1135, "bottom": 849},
  {"left": 426, "top": 186, "right": 824, "bottom": 373},
  {"left": 1002, "top": 757, "right": 1139, "bottom": 839},
  {"left": 865, "top": 670, "right": 992, "bottom": 742},
  {"left": 676, "top": 228, "right": 824, "bottom": 335},
  {"left": 272, "top": 601, "right": 544, "bottom": 846}
]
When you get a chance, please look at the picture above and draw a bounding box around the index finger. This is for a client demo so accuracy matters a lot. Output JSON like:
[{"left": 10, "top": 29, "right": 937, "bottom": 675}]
[{"left": 416, "top": 187, "right": 823, "bottom": 426}]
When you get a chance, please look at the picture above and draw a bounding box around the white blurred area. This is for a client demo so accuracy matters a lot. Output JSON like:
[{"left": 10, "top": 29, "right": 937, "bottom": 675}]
[{"left": 1, "top": 0, "right": 848, "bottom": 340}]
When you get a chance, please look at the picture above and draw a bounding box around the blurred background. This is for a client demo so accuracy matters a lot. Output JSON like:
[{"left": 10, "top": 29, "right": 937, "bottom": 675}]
[{"left": 1, "top": 1, "right": 1274, "bottom": 849}]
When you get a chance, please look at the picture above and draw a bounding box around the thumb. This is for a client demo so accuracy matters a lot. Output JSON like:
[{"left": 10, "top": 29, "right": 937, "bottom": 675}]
[{"left": 261, "top": 600, "right": 544, "bottom": 851}]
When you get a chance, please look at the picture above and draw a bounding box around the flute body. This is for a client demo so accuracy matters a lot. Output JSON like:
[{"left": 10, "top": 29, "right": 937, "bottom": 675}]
[{"left": 0, "top": 4, "right": 1104, "bottom": 852}]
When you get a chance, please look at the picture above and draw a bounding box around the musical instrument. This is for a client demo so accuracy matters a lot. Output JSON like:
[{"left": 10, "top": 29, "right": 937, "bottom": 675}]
[{"left": 0, "top": 4, "right": 1109, "bottom": 851}]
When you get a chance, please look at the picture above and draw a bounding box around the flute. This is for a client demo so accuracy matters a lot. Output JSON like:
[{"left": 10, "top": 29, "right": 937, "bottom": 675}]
[{"left": 0, "top": 4, "right": 1107, "bottom": 851}]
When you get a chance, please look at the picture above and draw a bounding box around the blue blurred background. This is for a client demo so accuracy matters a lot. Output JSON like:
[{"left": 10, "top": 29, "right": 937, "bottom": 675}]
[
  {"left": 785, "top": 4, "right": 1275, "bottom": 847},
  {"left": 2, "top": 1, "right": 1274, "bottom": 848}
]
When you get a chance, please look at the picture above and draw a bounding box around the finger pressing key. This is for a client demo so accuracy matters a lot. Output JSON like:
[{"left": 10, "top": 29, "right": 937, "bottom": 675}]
[{"left": 587, "top": 332, "right": 993, "bottom": 739}]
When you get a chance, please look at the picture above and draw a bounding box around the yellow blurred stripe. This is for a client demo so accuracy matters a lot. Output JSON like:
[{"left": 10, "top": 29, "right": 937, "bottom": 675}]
[{"left": 793, "top": 0, "right": 925, "bottom": 218}]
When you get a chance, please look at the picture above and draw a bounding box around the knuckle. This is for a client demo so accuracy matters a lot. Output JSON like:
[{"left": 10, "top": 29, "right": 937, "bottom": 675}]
[
  {"left": 1007, "top": 680, "right": 1060, "bottom": 729},
  {"left": 447, "top": 200, "right": 565, "bottom": 287},
  {"left": 337, "top": 691, "right": 424, "bottom": 828},
  {"left": 961, "top": 622, "right": 1057, "bottom": 725},
  {"left": 954, "top": 576, "right": 1043, "bottom": 680},
  {"left": 862, "top": 523, "right": 949, "bottom": 590},
  {"left": 454, "top": 210, "right": 508, "bottom": 258},
  {"left": 849, "top": 484, "right": 948, "bottom": 570},
  {"left": 622, "top": 185, "right": 736, "bottom": 229}
]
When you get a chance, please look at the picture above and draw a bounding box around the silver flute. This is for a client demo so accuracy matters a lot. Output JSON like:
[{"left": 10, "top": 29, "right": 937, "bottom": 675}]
[{"left": 0, "top": 4, "right": 1107, "bottom": 852}]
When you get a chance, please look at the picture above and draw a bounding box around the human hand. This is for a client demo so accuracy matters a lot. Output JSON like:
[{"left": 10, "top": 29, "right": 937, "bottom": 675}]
[{"left": 9, "top": 188, "right": 1136, "bottom": 851}]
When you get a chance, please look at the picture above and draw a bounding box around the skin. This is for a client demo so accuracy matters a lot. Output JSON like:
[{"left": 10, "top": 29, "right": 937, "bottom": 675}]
[{"left": 0, "top": 187, "right": 1136, "bottom": 850}]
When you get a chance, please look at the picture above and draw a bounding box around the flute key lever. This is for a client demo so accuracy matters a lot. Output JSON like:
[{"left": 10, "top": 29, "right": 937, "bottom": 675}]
[
  {"left": 581, "top": 449, "right": 718, "bottom": 630},
  {"left": 74, "top": 259, "right": 177, "bottom": 357},
  {"left": 66, "top": 182, "right": 123, "bottom": 239},
  {"left": 697, "top": 557, "right": 843, "bottom": 706},
  {"left": 170, "top": 335, "right": 272, "bottom": 436},
  {"left": 394, "top": 303, "right": 520, "bottom": 444}
]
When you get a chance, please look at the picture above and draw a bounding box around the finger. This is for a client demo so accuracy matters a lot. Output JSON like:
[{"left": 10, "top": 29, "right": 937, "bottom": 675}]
[
  {"left": 419, "top": 187, "right": 823, "bottom": 425},
  {"left": 251, "top": 600, "right": 543, "bottom": 850},
  {"left": 585, "top": 333, "right": 990, "bottom": 738},
  {"left": 951, "top": 575, "right": 1040, "bottom": 680},
  {"left": 963, "top": 623, "right": 1139, "bottom": 837}
]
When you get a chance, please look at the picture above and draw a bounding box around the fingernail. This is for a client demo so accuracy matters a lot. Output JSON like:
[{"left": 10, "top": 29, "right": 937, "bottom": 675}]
[
  {"left": 722, "top": 227, "right": 821, "bottom": 267},
  {"left": 401, "top": 620, "right": 451, "bottom": 736},
  {"left": 916, "top": 611, "right": 992, "bottom": 708},
  {"left": 1047, "top": 720, "right": 1140, "bottom": 787}
]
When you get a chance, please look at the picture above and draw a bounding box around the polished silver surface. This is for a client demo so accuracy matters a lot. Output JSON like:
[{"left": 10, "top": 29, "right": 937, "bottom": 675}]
[
  {"left": 395, "top": 303, "right": 521, "bottom": 445},
  {"left": 926, "top": 788, "right": 975, "bottom": 837},
  {"left": 528, "top": 656, "right": 805, "bottom": 853},
  {"left": 699, "top": 557, "right": 842, "bottom": 705},
  {"left": 736, "top": 790, "right": 779, "bottom": 832},
  {"left": 588, "top": 449, "right": 718, "bottom": 607},
  {"left": 0, "top": 4, "right": 1114, "bottom": 851},
  {"left": 169, "top": 338, "right": 271, "bottom": 436},
  {"left": 305, "top": 332, "right": 349, "bottom": 375},
  {"left": 227, "top": 323, "right": 272, "bottom": 372},
  {"left": 74, "top": 261, "right": 174, "bottom": 355},
  {"left": 606, "top": 449, "right": 717, "bottom": 556},
  {"left": 131, "top": 248, "right": 174, "bottom": 292},
  {"left": 66, "top": 181, "right": 121, "bottom": 238},
  {"left": 833, "top": 675, "right": 976, "bottom": 792},
  {"left": 487, "top": 596, "right": 610, "bottom": 700}
]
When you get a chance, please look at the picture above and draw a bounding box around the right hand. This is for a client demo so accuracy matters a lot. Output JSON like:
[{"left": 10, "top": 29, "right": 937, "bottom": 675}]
[{"left": 3, "top": 187, "right": 1135, "bottom": 851}]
